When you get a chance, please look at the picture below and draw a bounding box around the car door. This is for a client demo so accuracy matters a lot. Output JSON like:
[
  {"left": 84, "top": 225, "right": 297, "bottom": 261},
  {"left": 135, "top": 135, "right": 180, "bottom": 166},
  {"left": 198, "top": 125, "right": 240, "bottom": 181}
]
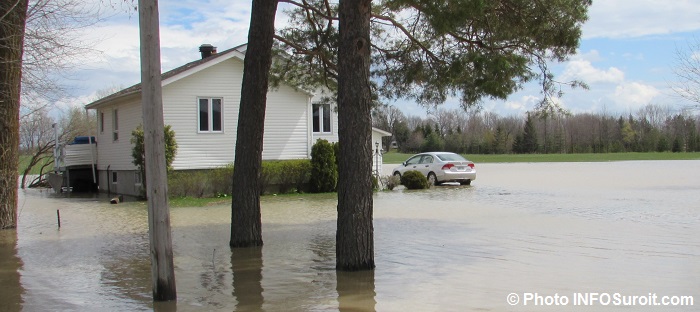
[
  {"left": 418, "top": 155, "right": 434, "bottom": 176},
  {"left": 402, "top": 155, "right": 422, "bottom": 173}
]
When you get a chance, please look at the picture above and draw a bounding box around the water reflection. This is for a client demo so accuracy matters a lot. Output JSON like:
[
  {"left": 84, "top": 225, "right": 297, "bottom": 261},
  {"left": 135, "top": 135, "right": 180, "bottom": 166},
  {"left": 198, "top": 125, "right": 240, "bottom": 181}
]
[
  {"left": 0, "top": 230, "right": 23, "bottom": 312},
  {"left": 337, "top": 270, "right": 376, "bottom": 312},
  {"left": 231, "top": 247, "right": 264, "bottom": 311},
  {"left": 7, "top": 161, "right": 700, "bottom": 311}
]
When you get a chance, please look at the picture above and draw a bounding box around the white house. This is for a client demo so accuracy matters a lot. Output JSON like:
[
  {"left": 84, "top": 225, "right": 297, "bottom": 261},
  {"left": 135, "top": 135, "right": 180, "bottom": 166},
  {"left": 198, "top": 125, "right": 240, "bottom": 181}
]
[{"left": 84, "top": 44, "right": 391, "bottom": 196}]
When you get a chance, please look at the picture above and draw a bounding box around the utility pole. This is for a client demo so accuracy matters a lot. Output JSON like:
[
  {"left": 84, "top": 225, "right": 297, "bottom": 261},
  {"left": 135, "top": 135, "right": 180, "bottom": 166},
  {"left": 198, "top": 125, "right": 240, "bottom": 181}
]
[{"left": 138, "top": 0, "right": 176, "bottom": 301}]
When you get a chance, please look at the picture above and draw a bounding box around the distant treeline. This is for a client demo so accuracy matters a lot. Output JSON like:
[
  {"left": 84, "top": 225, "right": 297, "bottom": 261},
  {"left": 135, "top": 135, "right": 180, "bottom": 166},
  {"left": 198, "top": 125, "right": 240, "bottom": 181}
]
[{"left": 372, "top": 104, "right": 700, "bottom": 154}]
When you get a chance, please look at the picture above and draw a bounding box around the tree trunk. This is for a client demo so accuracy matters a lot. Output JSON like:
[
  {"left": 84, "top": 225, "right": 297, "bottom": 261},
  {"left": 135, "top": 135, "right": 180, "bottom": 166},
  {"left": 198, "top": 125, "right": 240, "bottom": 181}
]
[
  {"left": 230, "top": 0, "right": 278, "bottom": 248},
  {"left": 0, "top": 0, "right": 29, "bottom": 230},
  {"left": 138, "top": 0, "right": 176, "bottom": 301},
  {"left": 336, "top": 0, "right": 375, "bottom": 271}
]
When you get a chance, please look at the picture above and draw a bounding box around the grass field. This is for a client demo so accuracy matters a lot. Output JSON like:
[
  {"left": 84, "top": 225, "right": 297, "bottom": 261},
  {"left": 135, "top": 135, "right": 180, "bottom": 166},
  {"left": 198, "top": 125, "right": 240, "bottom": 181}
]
[
  {"left": 382, "top": 151, "right": 700, "bottom": 164},
  {"left": 18, "top": 155, "right": 54, "bottom": 175}
]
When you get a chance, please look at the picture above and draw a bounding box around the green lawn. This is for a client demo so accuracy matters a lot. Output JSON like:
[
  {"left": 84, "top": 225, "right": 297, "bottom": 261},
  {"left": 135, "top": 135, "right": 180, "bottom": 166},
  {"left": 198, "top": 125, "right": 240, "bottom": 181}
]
[
  {"left": 18, "top": 154, "right": 54, "bottom": 175},
  {"left": 382, "top": 151, "right": 700, "bottom": 164}
]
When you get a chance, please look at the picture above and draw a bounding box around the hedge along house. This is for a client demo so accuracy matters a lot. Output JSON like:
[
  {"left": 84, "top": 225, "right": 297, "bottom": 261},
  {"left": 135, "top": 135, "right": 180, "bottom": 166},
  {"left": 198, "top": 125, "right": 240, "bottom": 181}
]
[{"left": 85, "top": 44, "right": 391, "bottom": 197}]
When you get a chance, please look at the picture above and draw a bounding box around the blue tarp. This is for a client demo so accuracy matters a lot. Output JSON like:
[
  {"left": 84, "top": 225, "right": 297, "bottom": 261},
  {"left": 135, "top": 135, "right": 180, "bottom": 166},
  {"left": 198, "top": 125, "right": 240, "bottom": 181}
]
[{"left": 70, "top": 136, "right": 96, "bottom": 145}]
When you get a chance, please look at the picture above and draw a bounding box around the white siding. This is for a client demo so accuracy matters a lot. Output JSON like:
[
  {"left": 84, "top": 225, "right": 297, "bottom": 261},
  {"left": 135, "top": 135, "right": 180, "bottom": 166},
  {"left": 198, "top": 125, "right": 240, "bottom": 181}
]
[
  {"left": 162, "top": 57, "right": 310, "bottom": 170},
  {"left": 263, "top": 85, "right": 310, "bottom": 160},
  {"left": 63, "top": 144, "right": 96, "bottom": 167},
  {"left": 372, "top": 129, "right": 387, "bottom": 176},
  {"left": 95, "top": 95, "right": 142, "bottom": 171}
]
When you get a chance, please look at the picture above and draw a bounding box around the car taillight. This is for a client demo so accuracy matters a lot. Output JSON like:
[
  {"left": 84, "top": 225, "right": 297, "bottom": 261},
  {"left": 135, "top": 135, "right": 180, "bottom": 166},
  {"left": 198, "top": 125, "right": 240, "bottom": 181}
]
[
  {"left": 441, "top": 164, "right": 454, "bottom": 170},
  {"left": 468, "top": 163, "right": 475, "bottom": 168}
]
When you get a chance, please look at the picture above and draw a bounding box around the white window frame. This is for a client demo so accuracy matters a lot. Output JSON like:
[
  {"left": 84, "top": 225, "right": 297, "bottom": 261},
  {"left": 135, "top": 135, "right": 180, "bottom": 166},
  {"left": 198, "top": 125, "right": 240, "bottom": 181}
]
[
  {"left": 198, "top": 97, "right": 223, "bottom": 133},
  {"left": 312, "top": 103, "right": 332, "bottom": 134},
  {"left": 111, "top": 171, "right": 118, "bottom": 184}
]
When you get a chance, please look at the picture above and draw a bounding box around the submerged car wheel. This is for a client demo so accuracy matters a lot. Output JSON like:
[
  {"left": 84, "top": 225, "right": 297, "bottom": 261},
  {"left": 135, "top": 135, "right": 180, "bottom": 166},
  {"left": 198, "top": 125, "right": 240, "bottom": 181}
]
[
  {"left": 427, "top": 172, "right": 437, "bottom": 186},
  {"left": 460, "top": 180, "right": 471, "bottom": 186}
]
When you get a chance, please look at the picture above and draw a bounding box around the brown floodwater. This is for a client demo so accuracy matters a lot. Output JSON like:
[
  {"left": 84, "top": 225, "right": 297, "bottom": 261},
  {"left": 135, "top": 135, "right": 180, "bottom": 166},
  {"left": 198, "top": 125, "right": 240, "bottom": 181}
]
[{"left": 1, "top": 161, "right": 698, "bottom": 311}]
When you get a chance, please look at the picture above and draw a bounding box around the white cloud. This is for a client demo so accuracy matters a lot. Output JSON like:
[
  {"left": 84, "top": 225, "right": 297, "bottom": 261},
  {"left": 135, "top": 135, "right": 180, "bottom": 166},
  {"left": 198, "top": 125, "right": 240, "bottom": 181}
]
[
  {"left": 560, "top": 59, "right": 625, "bottom": 84},
  {"left": 503, "top": 95, "right": 540, "bottom": 112},
  {"left": 583, "top": 0, "right": 700, "bottom": 39},
  {"left": 611, "top": 82, "right": 661, "bottom": 112}
]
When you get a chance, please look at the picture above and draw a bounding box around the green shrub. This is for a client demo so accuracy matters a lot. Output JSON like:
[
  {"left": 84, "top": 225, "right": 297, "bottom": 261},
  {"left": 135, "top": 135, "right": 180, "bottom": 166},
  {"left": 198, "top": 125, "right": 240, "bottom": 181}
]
[
  {"left": 401, "top": 170, "right": 429, "bottom": 190},
  {"left": 261, "top": 160, "right": 311, "bottom": 194},
  {"left": 167, "top": 160, "right": 311, "bottom": 198},
  {"left": 310, "top": 139, "right": 337, "bottom": 192},
  {"left": 131, "top": 124, "right": 178, "bottom": 171}
]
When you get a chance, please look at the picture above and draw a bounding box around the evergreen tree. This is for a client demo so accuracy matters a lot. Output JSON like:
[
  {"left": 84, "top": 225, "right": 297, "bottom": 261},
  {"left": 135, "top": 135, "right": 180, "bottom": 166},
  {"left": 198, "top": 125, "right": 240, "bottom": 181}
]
[{"left": 522, "top": 112, "right": 539, "bottom": 153}]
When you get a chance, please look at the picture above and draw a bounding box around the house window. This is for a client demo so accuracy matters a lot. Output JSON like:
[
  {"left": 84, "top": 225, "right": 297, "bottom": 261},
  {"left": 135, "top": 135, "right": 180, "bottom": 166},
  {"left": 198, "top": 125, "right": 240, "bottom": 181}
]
[
  {"left": 112, "top": 171, "right": 118, "bottom": 184},
  {"left": 100, "top": 112, "right": 104, "bottom": 133},
  {"left": 135, "top": 171, "right": 142, "bottom": 185},
  {"left": 112, "top": 109, "right": 119, "bottom": 141},
  {"left": 198, "top": 97, "right": 223, "bottom": 133},
  {"left": 312, "top": 103, "right": 331, "bottom": 133}
]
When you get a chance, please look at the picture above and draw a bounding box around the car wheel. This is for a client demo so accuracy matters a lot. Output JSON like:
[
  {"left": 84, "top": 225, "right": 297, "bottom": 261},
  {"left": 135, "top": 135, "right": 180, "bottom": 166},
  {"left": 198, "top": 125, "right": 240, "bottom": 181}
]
[
  {"left": 427, "top": 172, "right": 437, "bottom": 186},
  {"left": 460, "top": 180, "right": 471, "bottom": 186}
]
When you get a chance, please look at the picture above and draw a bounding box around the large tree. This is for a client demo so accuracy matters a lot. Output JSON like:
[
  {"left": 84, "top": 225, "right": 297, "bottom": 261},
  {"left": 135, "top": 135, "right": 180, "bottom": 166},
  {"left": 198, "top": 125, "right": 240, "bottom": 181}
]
[
  {"left": 1, "top": 0, "right": 30, "bottom": 229},
  {"left": 230, "top": 0, "right": 279, "bottom": 248},
  {"left": 336, "top": 0, "right": 374, "bottom": 270}
]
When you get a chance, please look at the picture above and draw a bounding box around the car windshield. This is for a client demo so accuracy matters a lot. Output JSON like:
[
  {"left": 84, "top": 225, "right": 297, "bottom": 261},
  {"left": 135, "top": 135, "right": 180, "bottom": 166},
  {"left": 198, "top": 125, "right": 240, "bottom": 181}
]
[{"left": 435, "top": 153, "right": 467, "bottom": 162}]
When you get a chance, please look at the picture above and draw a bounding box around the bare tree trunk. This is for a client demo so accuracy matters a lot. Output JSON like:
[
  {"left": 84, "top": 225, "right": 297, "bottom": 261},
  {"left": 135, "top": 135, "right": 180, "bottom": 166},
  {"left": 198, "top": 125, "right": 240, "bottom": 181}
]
[
  {"left": 230, "top": 0, "right": 278, "bottom": 248},
  {"left": 0, "top": 0, "right": 28, "bottom": 230},
  {"left": 138, "top": 0, "right": 176, "bottom": 301},
  {"left": 336, "top": 0, "right": 375, "bottom": 271}
]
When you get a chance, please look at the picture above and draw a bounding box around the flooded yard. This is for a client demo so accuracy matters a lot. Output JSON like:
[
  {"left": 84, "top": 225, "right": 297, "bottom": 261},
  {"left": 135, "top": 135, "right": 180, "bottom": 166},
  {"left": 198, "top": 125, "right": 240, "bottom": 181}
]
[{"left": 1, "top": 161, "right": 699, "bottom": 311}]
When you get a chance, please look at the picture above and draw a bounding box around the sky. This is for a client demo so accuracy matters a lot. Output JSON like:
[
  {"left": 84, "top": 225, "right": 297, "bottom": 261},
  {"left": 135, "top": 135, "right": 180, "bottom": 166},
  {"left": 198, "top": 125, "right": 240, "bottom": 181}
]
[{"left": 59, "top": 0, "right": 700, "bottom": 118}]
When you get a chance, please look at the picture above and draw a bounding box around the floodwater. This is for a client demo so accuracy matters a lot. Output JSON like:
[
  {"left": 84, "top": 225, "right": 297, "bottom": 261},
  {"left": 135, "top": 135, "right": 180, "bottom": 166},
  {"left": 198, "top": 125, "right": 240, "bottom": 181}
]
[{"left": 1, "top": 161, "right": 699, "bottom": 311}]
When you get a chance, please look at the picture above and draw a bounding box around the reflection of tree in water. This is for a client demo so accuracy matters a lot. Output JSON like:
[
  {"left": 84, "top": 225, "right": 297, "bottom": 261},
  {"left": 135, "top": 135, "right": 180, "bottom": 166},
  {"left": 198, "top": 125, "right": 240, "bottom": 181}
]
[
  {"left": 337, "top": 270, "right": 376, "bottom": 312},
  {"left": 99, "top": 237, "right": 152, "bottom": 303},
  {"left": 309, "top": 232, "right": 335, "bottom": 271},
  {"left": 195, "top": 248, "right": 227, "bottom": 308},
  {"left": 231, "top": 247, "right": 264, "bottom": 311},
  {"left": 0, "top": 230, "right": 24, "bottom": 311},
  {"left": 309, "top": 228, "right": 376, "bottom": 311}
]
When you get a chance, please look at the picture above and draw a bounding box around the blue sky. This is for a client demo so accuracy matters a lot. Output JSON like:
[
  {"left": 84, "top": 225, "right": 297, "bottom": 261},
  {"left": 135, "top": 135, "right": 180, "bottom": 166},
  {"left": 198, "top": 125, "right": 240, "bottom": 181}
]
[{"left": 61, "top": 0, "right": 700, "bottom": 118}]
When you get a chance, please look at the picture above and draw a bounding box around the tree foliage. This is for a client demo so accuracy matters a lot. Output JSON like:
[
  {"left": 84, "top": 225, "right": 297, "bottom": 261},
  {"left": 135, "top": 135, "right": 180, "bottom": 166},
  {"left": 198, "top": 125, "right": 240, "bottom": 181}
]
[
  {"left": 273, "top": 0, "right": 591, "bottom": 109},
  {"left": 130, "top": 124, "right": 177, "bottom": 172},
  {"left": 520, "top": 112, "right": 538, "bottom": 153},
  {"left": 380, "top": 104, "right": 700, "bottom": 155}
]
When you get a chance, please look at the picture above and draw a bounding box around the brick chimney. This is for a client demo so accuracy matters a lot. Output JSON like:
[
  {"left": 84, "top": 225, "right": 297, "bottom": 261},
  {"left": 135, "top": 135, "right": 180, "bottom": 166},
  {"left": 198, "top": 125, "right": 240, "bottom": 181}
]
[{"left": 199, "top": 44, "right": 217, "bottom": 59}]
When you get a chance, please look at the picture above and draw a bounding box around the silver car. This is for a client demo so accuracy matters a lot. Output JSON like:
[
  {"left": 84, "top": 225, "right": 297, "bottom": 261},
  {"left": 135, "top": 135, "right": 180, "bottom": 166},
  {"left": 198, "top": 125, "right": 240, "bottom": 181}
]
[{"left": 392, "top": 152, "right": 476, "bottom": 186}]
